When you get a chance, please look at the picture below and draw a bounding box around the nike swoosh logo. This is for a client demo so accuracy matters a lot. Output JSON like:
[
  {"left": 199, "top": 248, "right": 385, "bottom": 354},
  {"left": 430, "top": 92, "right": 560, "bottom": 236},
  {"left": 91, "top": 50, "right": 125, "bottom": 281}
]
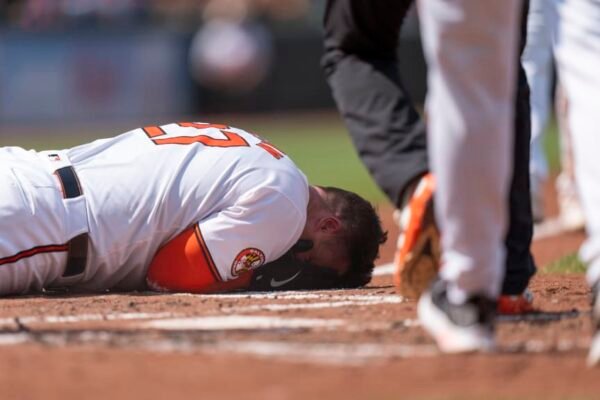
[{"left": 270, "top": 270, "right": 302, "bottom": 288}]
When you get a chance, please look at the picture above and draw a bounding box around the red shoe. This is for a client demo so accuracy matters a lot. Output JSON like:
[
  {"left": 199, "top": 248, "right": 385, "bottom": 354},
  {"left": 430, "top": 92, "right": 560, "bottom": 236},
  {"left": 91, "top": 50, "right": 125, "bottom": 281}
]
[
  {"left": 497, "top": 289, "right": 534, "bottom": 315},
  {"left": 393, "top": 173, "right": 440, "bottom": 299}
]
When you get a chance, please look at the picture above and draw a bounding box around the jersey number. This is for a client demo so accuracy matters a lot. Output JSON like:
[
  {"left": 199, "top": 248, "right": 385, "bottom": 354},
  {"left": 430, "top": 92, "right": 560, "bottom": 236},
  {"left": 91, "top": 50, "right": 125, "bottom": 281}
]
[{"left": 143, "top": 123, "right": 284, "bottom": 160}]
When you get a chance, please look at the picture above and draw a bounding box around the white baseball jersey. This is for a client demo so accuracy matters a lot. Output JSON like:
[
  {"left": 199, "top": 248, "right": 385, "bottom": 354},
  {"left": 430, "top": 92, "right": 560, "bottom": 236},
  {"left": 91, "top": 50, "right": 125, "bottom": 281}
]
[{"left": 0, "top": 122, "right": 309, "bottom": 294}]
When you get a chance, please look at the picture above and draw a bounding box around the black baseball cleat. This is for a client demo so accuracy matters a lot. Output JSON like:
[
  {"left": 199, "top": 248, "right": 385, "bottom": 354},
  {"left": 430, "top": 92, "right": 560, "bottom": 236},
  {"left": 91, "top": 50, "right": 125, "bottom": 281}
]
[{"left": 418, "top": 279, "right": 497, "bottom": 353}]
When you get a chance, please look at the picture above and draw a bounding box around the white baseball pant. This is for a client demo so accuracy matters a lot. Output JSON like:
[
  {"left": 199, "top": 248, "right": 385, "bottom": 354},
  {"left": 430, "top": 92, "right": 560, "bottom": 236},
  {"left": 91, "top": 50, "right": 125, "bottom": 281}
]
[
  {"left": 0, "top": 148, "right": 89, "bottom": 294},
  {"left": 522, "top": 0, "right": 558, "bottom": 193},
  {"left": 554, "top": 0, "right": 600, "bottom": 288},
  {"left": 418, "top": 0, "right": 523, "bottom": 303}
]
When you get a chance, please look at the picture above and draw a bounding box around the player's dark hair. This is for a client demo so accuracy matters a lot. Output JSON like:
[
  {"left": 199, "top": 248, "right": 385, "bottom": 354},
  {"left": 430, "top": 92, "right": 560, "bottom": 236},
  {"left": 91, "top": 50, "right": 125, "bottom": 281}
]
[{"left": 321, "top": 186, "right": 388, "bottom": 288}]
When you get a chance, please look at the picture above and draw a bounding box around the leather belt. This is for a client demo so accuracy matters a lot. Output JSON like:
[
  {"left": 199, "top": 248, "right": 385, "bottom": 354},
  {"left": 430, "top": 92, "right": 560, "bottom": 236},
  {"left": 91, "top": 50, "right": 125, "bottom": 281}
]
[{"left": 54, "top": 166, "right": 89, "bottom": 277}]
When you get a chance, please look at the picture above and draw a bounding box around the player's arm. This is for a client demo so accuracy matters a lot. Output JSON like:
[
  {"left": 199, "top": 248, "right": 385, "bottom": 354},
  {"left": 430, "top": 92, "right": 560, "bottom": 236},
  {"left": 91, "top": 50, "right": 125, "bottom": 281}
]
[
  {"left": 146, "top": 225, "right": 255, "bottom": 293},
  {"left": 146, "top": 187, "right": 306, "bottom": 294}
]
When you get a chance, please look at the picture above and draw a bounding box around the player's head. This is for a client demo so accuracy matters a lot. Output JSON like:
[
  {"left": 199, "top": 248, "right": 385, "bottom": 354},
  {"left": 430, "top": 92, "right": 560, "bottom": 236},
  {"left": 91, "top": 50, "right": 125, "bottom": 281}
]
[{"left": 296, "top": 186, "right": 387, "bottom": 288}]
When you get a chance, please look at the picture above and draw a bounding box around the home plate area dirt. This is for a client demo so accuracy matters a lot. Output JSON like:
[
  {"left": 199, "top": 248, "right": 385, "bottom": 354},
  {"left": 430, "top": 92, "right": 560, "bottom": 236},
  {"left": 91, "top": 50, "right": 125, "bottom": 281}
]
[{"left": 1, "top": 205, "right": 599, "bottom": 400}]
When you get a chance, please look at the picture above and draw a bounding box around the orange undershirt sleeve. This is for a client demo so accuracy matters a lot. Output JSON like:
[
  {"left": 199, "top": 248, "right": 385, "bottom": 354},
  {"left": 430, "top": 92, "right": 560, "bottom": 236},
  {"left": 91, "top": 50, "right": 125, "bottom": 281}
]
[{"left": 146, "top": 225, "right": 253, "bottom": 294}]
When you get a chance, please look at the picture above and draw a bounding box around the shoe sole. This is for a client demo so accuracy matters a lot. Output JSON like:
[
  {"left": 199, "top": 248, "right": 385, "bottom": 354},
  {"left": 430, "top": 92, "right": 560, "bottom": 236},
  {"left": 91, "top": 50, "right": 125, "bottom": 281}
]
[
  {"left": 394, "top": 197, "right": 441, "bottom": 299},
  {"left": 418, "top": 290, "right": 495, "bottom": 354}
]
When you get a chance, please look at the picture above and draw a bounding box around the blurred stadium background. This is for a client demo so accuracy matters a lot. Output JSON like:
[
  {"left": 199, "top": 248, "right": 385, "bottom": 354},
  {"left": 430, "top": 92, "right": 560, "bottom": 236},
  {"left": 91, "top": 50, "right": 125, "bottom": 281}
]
[{"left": 0, "top": 0, "right": 558, "bottom": 203}]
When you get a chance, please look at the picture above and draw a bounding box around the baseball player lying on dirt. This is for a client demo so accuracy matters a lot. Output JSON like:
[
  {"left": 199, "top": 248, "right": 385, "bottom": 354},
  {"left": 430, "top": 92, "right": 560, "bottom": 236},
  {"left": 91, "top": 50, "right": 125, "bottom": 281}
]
[{"left": 0, "top": 122, "right": 387, "bottom": 296}]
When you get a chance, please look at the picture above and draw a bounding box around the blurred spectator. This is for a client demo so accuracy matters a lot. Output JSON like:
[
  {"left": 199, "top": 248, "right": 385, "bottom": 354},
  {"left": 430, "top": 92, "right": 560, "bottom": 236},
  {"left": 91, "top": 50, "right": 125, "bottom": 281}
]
[{"left": 188, "top": 0, "right": 273, "bottom": 94}]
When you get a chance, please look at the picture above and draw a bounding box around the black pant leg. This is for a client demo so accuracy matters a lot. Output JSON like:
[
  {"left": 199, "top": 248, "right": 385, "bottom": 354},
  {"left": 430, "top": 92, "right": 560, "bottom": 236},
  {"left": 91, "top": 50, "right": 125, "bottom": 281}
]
[
  {"left": 502, "top": 0, "right": 537, "bottom": 295},
  {"left": 322, "top": 0, "right": 428, "bottom": 206}
]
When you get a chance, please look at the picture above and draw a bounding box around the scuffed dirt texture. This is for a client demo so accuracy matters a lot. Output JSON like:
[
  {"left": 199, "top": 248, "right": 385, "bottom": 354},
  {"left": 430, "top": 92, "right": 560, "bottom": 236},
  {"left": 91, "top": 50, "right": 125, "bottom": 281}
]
[{"left": 1, "top": 189, "right": 598, "bottom": 400}]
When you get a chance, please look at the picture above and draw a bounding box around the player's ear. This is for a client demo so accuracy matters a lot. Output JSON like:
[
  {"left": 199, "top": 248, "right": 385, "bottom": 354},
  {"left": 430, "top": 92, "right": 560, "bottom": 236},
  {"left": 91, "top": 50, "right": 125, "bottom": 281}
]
[{"left": 318, "top": 216, "right": 342, "bottom": 233}]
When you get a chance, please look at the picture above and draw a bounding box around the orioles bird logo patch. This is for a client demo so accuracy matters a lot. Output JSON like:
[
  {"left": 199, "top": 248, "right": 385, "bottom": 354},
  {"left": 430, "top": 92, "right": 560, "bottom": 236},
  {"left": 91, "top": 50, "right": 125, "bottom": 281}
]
[{"left": 231, "top": 248, "right": 266, "bottom": 277}]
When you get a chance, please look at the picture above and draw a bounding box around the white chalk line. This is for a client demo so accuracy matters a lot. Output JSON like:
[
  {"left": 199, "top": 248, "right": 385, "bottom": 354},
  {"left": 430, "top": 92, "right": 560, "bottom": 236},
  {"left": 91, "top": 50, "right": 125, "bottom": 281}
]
[
  {"left": 206, "top": 340, "right": 439, "bottom": 365},
  {"left": 207, "top": 337, "right": 592, "bottom": 364},
  {"left": 0, "top": 311, "right": 180, "bottom": 328},
  {"left": 173, "top": 291, "right": 402, "bottom": 301},
  {"left": 0, "top": 332, "right": 29, "bottom": 346},
  {"left": 0, "top": 329, "right": 437, "bottom": 365},
  {"left": 0, "top": 330, "right": 590, "bottom": 366},
  {"left": 221, "top": 296, "right": 403, "bottom": 314},
  {"left": 143, "top": 315, "right": 345, "bottom": 331},
  {"left": 373, "top": 263, "right": 394, "bottom": 276},
  {"left": 139, "top": 315, "right": 414, "bottom": 332},
  {"left": 0, "top": 293, "right": 404, "bottom": 330}
]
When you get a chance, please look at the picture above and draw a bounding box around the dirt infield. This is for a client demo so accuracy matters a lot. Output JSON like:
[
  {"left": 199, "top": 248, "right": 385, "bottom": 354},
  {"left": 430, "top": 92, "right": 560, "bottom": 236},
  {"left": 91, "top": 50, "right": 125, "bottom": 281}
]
[{"left": 1, "top": 202, "right": 598, "bottom": 399}]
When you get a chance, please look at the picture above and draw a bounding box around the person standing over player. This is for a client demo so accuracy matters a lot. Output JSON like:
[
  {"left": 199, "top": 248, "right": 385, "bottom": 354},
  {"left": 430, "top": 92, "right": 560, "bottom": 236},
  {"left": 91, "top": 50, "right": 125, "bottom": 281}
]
[
  {"left": 416, "top": 0, "right": 523, "bottom": 352},
  {"left": 416, "top": 0, "right": 600, "bottom": 366},
  {"left": 0, "top": 122, "right": 386, "bottom": 295},
  {"left": 321, "top": 0, "right": 535, "bottom": 312}
]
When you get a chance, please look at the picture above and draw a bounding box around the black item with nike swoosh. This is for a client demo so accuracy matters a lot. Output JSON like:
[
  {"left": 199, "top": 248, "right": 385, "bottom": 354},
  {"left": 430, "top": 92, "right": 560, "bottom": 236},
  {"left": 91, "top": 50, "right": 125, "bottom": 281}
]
[{"left": 246, "top": 242, "right": 365, "bottom": 291}]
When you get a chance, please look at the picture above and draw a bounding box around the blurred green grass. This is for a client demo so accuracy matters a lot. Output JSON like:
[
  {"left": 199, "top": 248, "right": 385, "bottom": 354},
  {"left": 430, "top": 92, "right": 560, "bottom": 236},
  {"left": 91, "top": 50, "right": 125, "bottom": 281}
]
[
  {"left": 243, "top": 117, "right": 387, "bottom": 203},
  {"left": 543, "top": 117, "right": 560, "bottom": 172},
  {"left": 1, "top": 114, "right": 387, "bottom": 204},
  {"left": 536, "top": 117, "right": 587, "bottom": 274},
  {"left": 543, "top": 252, "right": 586, "bottom": 274}
]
